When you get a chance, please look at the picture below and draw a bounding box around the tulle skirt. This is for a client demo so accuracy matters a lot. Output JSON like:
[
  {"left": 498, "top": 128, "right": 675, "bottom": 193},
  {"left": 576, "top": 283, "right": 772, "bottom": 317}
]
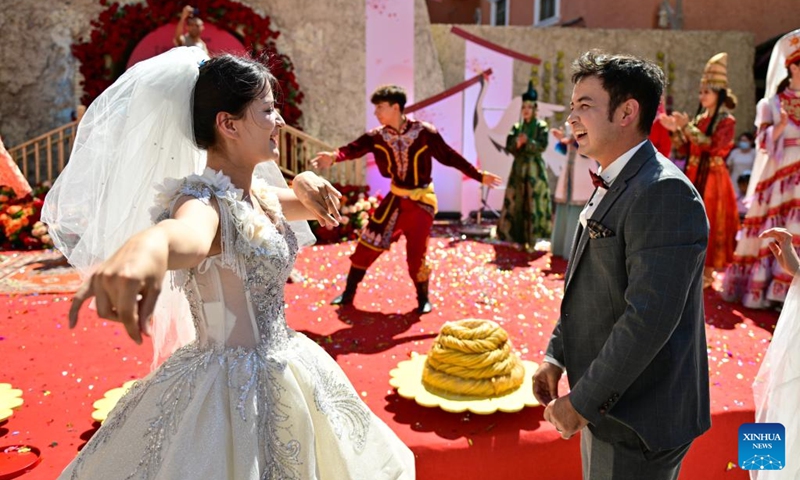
[{"left": 59, "top": 334, "right": 415, "bottom": 480}]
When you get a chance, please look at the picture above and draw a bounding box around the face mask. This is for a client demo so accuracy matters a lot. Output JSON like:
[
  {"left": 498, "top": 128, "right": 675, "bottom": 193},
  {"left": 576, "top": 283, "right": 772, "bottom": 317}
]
[{"left": 738, "top": 141, "right": 751, "bottom": 150}]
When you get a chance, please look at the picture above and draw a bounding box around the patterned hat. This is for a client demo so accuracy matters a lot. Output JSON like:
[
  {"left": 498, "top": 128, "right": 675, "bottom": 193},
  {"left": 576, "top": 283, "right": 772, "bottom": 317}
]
[
  {"left": 701, "top": 53, "right": 728, "bottom": 89},
  {"left": 780, "top": 29, "right": 800, "bottom": 67},
  {"left": 522, "top": 80, "right": 538, "bottom": 102}
]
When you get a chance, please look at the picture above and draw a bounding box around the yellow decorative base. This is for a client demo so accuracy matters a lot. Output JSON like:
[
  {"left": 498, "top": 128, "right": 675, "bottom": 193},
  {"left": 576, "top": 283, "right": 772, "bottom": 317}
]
[
  {"left": 91, "top": 380, "right": 138, "bottom": 423},
  {"left": 0, "top": 383, "right": 23, "bottom": 422},
  {"left": 389, "top": 353, "right": 540, "bottom": 414}
]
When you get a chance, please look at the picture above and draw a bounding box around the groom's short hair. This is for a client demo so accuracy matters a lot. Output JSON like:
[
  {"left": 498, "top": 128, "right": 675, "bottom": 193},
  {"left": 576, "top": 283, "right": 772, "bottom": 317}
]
[{"left": 571, "top": 50, "right": 665, "bottom": 136}]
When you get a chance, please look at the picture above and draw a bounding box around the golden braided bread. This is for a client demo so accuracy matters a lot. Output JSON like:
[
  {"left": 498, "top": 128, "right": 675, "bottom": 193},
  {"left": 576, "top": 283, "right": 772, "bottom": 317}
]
[{"left": 422, "top": 319, "right": 524, "bottom": 397}]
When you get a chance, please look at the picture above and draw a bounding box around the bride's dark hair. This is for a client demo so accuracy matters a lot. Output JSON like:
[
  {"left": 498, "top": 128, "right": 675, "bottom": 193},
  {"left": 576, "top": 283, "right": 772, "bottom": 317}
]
[{"left": 192, "top": 54, "right": 278, "bottom": 149}]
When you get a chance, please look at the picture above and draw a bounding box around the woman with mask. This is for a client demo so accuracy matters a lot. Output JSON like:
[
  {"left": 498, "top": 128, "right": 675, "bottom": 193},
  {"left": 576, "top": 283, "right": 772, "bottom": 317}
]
[{"left": 727, "top": 132, "right": 756, "bottom": 186}]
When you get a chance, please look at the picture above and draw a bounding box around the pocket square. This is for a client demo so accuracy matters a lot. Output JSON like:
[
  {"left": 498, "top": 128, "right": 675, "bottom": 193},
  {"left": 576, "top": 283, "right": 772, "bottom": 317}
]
[{"left": 586, "top": 219, "right": 614, "bottom": 239}]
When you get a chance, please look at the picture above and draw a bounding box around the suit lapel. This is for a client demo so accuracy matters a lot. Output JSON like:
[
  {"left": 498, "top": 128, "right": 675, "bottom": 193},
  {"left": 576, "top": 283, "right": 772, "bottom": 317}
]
[
  {"left": 563, "top": 142, "right": 656, "bottom": 293},
  {"left": 565, "top": 223, "right": 588, "bottom": 287}
]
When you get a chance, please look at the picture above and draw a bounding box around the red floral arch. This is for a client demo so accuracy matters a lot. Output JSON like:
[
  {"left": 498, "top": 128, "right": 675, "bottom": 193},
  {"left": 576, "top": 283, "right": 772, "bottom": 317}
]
[{"left": 72, "top": 0, "right": 304, "bottom": 126}]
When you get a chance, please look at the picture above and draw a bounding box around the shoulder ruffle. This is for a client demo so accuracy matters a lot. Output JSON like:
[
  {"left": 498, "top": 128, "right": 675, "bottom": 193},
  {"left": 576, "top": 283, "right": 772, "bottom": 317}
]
[
  {"left": 150, "top": 168, "right": 244, "bottom": 221},
  {"left": 149, "top": 168, "right": 286, "bottom": 278}
]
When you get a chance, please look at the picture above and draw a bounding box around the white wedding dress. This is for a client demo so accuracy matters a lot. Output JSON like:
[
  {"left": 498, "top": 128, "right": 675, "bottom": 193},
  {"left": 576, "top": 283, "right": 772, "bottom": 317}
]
[
  {"left": 58, "top": 169, "right": 415, "bottom": 480},
  {"left": 752, "top": 274, "right": 800, "bottom": 480}
]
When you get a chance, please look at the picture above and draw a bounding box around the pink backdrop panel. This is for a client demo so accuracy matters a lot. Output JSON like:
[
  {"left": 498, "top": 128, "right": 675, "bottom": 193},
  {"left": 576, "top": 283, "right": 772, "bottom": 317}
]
[
  {"left": 462, "top": 42, "right": 514, "bottom": 218},
  {"left": 410, "top": 94, "right": 464, "bottom": 213},
  {"left": 365, "top": 0, "right": 415, "bottom": 197}
]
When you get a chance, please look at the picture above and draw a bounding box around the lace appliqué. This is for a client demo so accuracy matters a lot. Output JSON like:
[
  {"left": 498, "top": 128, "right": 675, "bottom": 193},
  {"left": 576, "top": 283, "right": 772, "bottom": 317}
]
[
  {"left": 127, "top": 345, "right": 213, "bottom": 480},
  {"left": 68, "top": 380, "right": 149, "bottom": 480},
  {"left": 299, "top": 356, "right": 371, "bottom": 454}
]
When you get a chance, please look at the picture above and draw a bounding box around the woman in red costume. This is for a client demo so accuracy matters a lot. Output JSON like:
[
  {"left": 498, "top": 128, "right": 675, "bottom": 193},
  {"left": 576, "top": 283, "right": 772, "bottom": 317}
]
[{"left": 660, "top": 53, "right": 739, "bottom": 288}]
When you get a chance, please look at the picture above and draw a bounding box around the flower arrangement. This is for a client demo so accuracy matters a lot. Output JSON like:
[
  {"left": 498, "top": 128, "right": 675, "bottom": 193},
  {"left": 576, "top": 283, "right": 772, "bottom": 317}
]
[
  {"left": 0, "top": 183, "right": 53, "bottom": 250},
  {"left": 311, "top": 185, "right": 382, "bottom": 244},
  {"left": 72, "top": 0, "right": 303, "bottom": 127}
]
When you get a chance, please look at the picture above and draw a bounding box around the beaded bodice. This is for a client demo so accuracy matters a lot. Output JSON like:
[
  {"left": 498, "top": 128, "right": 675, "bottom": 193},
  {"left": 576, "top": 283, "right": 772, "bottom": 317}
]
[{"left": 153, "top": 168, "right": 299, "bottom": 351}]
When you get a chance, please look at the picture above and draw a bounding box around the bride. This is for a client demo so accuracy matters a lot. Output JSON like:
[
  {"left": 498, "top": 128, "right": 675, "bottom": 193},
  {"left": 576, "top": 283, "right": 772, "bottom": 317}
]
[
  {"left": 43, "top": 47, "right": 415, "bottom": 479},
  {"left": 751, "top": 227, "right": 800, "bottom": 480}
]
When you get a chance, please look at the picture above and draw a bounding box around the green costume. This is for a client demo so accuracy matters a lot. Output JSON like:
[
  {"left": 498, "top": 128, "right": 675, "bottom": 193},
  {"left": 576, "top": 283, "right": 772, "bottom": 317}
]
[{"left": 496, "top": 112, "right": 552, "bottom": 246}]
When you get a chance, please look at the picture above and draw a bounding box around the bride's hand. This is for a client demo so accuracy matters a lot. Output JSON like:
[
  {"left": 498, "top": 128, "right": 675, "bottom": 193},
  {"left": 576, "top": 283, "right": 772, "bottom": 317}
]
[
  {"left": 760, "top": 227, "right": 800, "bottom": 277},
  {"left": 70, "top": 230, "right": 169, "bottom": 344},
  {"left": 292, "top": 171, "right": 343, "bottom": 228}
]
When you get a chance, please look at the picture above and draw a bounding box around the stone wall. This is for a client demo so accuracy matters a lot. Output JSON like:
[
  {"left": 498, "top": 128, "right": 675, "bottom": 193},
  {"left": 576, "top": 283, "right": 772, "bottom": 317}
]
[
  {"left": 0, "top": 0, "right": 103, "bottom": 147},
  {"left": 0, "top": 0, "right": 444, "bottom": 149},
  {"left": 430, "top": 25, "right": 756, "bottom": 136},
  {"left": 0, "top": 4, "right": 756, "bottom": 149}
]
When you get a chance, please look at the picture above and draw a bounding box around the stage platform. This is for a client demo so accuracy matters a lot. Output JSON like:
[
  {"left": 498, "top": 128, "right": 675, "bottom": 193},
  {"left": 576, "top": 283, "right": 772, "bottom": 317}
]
[{"left": 0, "top": 231, "right": 779, "bottom": 479}]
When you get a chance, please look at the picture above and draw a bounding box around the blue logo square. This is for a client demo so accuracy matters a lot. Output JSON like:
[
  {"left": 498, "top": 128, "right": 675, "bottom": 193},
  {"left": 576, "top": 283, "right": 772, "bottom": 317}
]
[{"left": 739, "top": 423, "right": 785, "bottom": 471}]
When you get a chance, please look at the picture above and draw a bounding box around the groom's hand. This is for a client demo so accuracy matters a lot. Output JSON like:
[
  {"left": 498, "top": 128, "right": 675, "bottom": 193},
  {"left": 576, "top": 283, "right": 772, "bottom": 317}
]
[
  {"left": 533, "top": 361, "right": 562, "bottom": 405},
  {"left": 544, "top": 395, "right": 588, "bottom": 440}
]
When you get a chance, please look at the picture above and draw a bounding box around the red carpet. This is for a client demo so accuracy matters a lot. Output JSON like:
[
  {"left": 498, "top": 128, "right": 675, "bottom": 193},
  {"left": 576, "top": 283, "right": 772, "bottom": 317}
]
[{"left": 0, "top": 231, "right": 780, "bottom": 479}]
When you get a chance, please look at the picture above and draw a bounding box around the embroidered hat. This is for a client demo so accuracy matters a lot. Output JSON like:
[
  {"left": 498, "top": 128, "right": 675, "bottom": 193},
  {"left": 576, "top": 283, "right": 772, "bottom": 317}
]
[
  {"left": 780, "top": 29, "right": 800, "bottom": 67},
  {"left": 701, "top": 52, "right": 728, "bottom": 89}
]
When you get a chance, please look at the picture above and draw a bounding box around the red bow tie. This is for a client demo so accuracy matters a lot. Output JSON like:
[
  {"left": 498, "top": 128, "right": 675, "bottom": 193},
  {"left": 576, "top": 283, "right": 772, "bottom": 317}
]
[{"left": 589, "top": 170, "right": 609, "bottom": 189}]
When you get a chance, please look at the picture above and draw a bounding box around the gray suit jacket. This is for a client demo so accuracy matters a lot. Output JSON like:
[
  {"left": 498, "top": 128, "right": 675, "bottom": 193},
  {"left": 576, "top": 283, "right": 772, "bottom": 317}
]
[{"left": 546, "top": 141, "right": 711, "bottom": 451}]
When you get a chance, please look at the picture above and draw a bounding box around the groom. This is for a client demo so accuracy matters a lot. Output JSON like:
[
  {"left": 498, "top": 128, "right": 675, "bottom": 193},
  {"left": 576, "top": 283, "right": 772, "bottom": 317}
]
[{"left": 533, "top": 51, "right": 710, "bottom": 479}]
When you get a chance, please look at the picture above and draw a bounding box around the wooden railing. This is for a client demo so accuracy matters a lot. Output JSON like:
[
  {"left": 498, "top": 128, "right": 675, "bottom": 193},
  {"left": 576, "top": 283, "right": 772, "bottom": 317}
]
[
  {"left": 8, "top": 121, "right": 365, "bottom": 185},
  {"left": 6, "top": 121, "right": 364, "bottom": 186},
  {"left": 7, "top": 121, "right": 79, "bottom": 185},
  {"left": 278, "top": 124, "right": 364, "bottom": 186}
]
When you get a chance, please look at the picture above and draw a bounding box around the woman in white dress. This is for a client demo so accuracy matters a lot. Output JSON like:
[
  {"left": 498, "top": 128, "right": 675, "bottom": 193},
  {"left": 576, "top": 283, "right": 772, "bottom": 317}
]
[
  {"left": 751, "top": 227, "right": 800, "bottom": 479},
  {"left": 42, "top": 47, "right": 415, "bottom": 479},
  {"left": 721, "top": 29, "right": 800, "bottom": 308}
]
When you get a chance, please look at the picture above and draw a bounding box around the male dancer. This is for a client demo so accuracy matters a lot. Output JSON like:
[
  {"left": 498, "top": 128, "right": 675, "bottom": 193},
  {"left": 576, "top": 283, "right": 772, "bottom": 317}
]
[{"left": 312, "top": 85, "right": 501, "bottom": 313}]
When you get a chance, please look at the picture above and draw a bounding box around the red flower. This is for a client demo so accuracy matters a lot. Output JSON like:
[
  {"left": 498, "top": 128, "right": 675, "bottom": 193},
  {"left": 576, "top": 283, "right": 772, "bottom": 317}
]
[
  {"left": 74, "top": 0, "right": 303, "bottom": 126},
  {"left": 0, "top": 182, "right": 52, "bottom": 249}
]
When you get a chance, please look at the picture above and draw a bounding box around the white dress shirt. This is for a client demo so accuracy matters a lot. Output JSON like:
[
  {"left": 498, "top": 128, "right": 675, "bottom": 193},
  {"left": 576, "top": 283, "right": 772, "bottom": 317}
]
[
  {"left": 546, "top": 140, "right": 647, "bottom": 371},
  {"left": 579, "top": 140, "right": 647, "bottom": 228}
]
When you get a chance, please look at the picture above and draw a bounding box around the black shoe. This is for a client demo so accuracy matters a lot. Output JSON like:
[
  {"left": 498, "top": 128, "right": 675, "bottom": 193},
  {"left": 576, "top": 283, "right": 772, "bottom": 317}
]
[
  {"left": 416, "top": 300, "right": 433, "bottom": 314},
  {"left": 415, "top": 280, "right": 433, "bottom": 314},
  {"left": 331, "top": 267, "right": 366, "bottom": 306},
  {"left": 331, "top": 292, "right": 354, "bottom": 306}
]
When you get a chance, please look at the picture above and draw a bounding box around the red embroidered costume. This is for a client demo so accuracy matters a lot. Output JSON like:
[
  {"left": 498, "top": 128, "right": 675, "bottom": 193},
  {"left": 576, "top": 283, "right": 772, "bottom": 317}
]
[{"left": 334, "top": 118, "right": 483, "bottom": 284}]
